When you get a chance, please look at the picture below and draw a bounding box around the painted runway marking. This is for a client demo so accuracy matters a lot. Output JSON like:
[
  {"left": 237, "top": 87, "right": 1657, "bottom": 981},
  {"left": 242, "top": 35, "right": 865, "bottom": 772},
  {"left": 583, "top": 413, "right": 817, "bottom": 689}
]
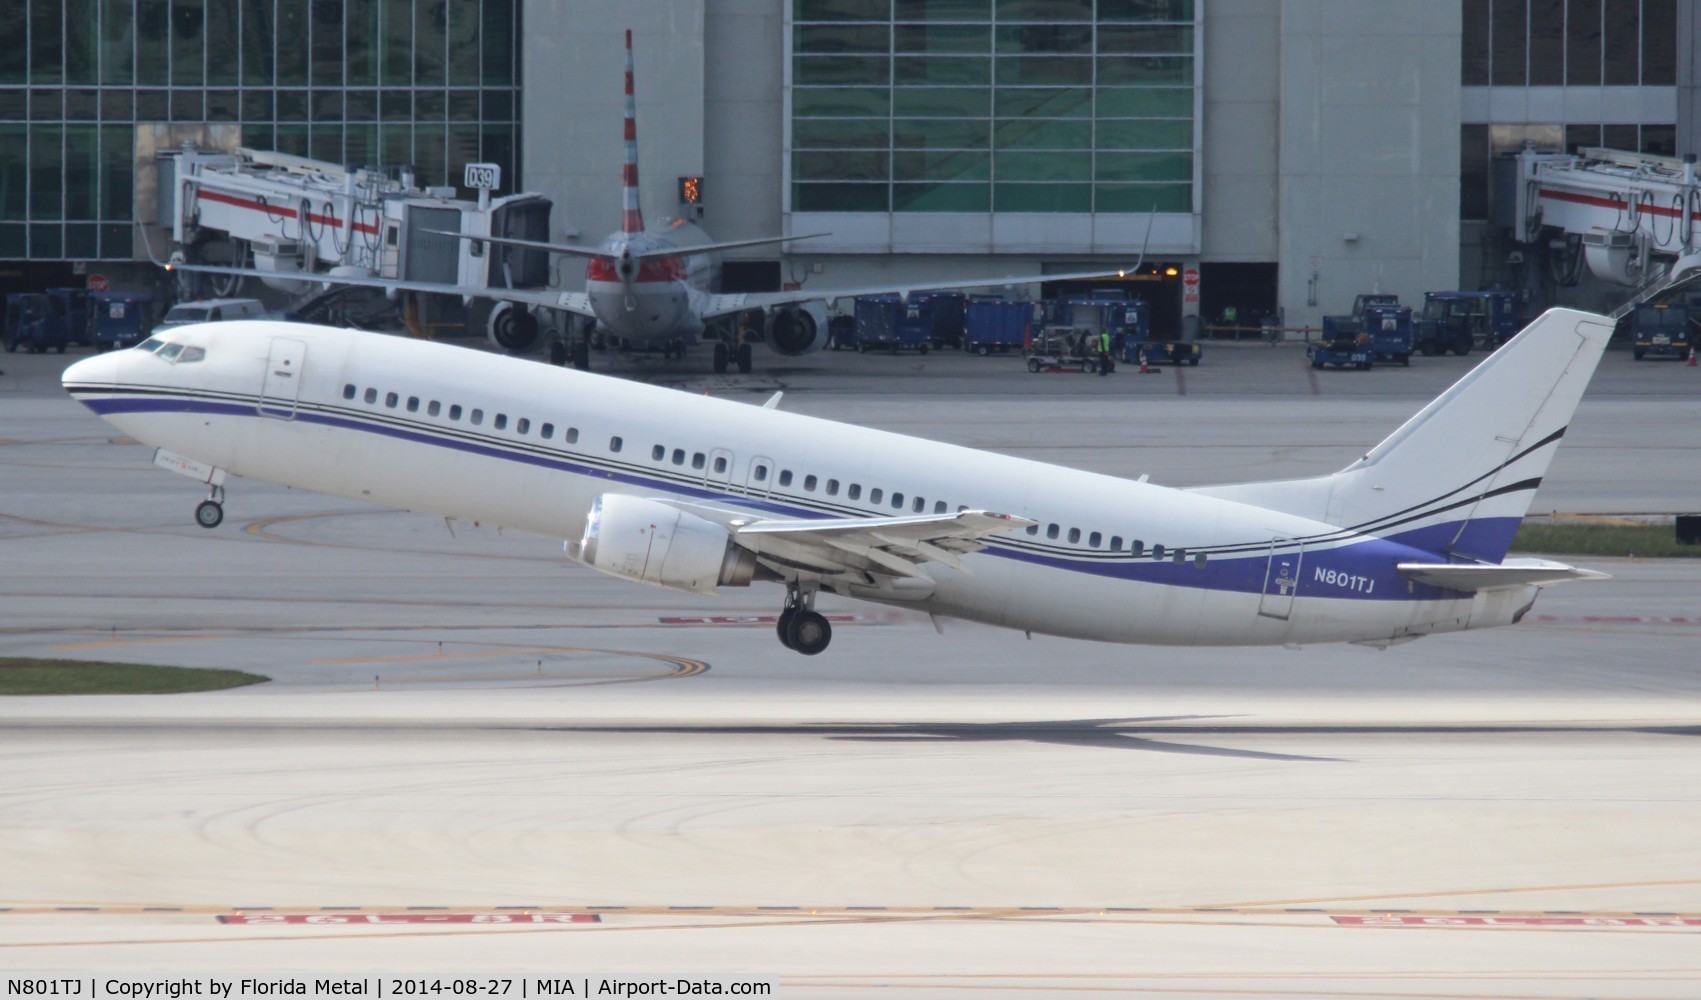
[
  {"left": 659, "top": 614, "right": 867, "bottom": 626},
  {"left": 220, "top": 913, "right": 600, "bottom": 925},
  {"left": 1335, "top": 914, "right": 1701, "bottom": 929}
]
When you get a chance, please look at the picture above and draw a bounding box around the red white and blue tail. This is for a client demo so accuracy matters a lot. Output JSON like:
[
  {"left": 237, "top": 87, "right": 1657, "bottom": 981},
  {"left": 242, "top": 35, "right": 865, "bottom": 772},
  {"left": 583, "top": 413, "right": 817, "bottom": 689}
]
[{"left": 621, "top": 29, "right": 645, "bottom": 236}]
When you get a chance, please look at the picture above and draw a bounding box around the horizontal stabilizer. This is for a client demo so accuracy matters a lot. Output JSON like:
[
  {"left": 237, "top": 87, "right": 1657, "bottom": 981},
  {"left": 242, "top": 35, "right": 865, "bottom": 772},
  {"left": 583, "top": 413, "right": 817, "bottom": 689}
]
[{"left": 1397, "top": 558, "right": 1610, "bottom": 592}]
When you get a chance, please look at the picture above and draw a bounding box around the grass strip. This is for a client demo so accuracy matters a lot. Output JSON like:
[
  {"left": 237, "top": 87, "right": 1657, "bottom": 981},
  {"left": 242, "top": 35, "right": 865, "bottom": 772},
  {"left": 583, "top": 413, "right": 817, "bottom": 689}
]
[
  {"left": 0, "top": 659, "right": 269, "bottom": 695},
  {"left": 1511, "top": 521, "right": 1701, "bottom": 559}
]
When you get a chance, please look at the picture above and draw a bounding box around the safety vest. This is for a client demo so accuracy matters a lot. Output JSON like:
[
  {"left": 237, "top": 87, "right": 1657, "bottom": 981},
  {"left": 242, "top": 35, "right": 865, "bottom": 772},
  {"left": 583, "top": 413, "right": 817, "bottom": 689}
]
[{"left": 1100, "top": 332, "right": 1111, "bottom": 351}]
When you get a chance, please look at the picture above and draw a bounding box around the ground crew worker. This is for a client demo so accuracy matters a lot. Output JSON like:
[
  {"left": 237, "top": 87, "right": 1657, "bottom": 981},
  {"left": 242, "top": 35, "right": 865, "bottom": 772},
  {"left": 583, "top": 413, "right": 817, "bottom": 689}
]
[{"left": 1098, "top": 329, "right": 1113, "bottom": 376}]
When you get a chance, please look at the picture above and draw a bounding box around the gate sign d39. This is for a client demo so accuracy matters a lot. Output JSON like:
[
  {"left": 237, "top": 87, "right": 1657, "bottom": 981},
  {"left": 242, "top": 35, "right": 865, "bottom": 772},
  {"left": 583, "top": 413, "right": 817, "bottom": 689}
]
[{"left": 464, "top": 163, "right": 501, "bottom": 190}]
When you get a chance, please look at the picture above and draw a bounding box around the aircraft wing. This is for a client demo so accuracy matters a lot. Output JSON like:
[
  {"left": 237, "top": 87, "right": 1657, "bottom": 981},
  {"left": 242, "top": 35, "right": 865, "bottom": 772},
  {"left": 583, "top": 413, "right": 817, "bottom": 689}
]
[
  {"left": 164, "top": 261, "right": 597, "bottom": 318},
  {"left": 699, "top": 264, "right": 1138, "bottom": 319},
  {"left": 1396, "top": 558, "right": 1610, "bottom": 592}
]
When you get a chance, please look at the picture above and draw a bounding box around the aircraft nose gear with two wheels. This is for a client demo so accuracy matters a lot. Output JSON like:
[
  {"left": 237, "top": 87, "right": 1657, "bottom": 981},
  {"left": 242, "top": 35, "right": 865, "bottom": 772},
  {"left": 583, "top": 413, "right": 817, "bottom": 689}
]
[
  {"left": 775, "top": 585, "right": 831, "bottom": 655},
  {"left": 195, "top": 485, "right": 226, "bottom": 529}
]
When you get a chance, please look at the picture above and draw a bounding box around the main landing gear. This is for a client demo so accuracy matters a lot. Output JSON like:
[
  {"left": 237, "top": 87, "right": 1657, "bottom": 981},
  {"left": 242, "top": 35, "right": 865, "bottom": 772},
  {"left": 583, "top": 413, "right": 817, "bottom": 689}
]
[
  {"left": 775, "top": 584, "right": 831, "bottom": 656},
  {"left": 194, "top": 485, "right": 226, "bottom": 529}
]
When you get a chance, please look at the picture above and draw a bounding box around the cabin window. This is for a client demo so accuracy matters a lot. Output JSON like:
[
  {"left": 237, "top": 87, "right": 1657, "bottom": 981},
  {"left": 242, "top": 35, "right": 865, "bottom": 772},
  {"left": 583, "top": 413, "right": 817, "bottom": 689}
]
[
  {"left": 672, "top": 449, "right": 685, "bottom": 466},
  {"left": 1194, "top": 553, "right": 1207, "bottom": 568},
  {"left": 1131, "top": 540, "right": 1144, "bottom": 556},
  {"left": 364, "top": 388, "right": 378, "bottom": 404},
  {"left": 869, "top": 488, "right": 883, "bottom": 504},
  {"left": 692, "top": 452, "right": 706, "bottom": 470},
  {"left": 714, "top": 456, "right": 728, "bottom": 473},
  {"left": 804, "top": 475, "right": 817, "bottom": 491},
  {"left": 826, "top": 479, "right": 839, "bottom": 495},
  {"left": 343, "top": 384, "right": 356, "bottom": 400},
  {"left": 566, "top": 427, "right": 579, "bottom": 444},
  {"left": 470, "top": 409, "right": 484, "bottom": 426},
  {"left": 1110, "top": 535, "right": 1122, "bottom": 551},
  {"left": 517, "top": 418, "right": 530, "bottom": 435},
  {"left": 1068, "top": 528, "right": 1081, "bottom": 544},
  {"left": 1152, "top": 544, "right": 1165, "bottom": 560},
  {"left": 914, "top": 497, "right": 926, "bottom": 513},
  {"left": 848, "top": 484, "right": 861, "bottom": 500},
  {"left": 406, "top": 396, "right": 419, "bottom": 413},
  {"left": 933, "top": 501, "right": 945, "bottom": 513},
  {"left": 1046, "top": 524, "right": 1059, "bottom": 539},
  {"left": 494, "top": 414, "right": 507, "bottom": 430},
  {"left": 384, "top": 392, "right": 398, "bottom": 408},
  {"left": 449, "top": 404, "right": 462, "bottom": 421},
  {"left": 890, "top": 492, "right": 903, "bottom": 509},
  {"left": 540, "top": 422, "right": 553, "bottom": 438},
  {"left": 1026, "top": 524, "right": 1038, "bottom": 535},
  {"left": 610, "top": 436, "right": 623, "bottom": 452},
  {"left": 753, "top": 464, "right": 768, "bottom": 482},
  {"left": 428, "top": 401, "right": 441, "bottom": 417},
  {"left": 778, "top": 470, "right": 793, "bottom": 487},
  {"left": 1089, "top": 531, "right": 1102, "bottom": 548},
  {"left": 652, "top": 444, "right": 666, "bottom": 461},
  {"left": 1173, "top": 548, "right": 1186, "bottom": 564}
]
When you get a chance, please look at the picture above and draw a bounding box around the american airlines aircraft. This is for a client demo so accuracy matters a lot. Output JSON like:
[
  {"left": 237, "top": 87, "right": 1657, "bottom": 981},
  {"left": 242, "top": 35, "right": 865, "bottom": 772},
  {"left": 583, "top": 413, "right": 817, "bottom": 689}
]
[
  {"left": 63, "top": 307, "right": 1613, "bottom": 656},
  {"left": 171, "top": 29, "right": 1135, "bottom": 375}
]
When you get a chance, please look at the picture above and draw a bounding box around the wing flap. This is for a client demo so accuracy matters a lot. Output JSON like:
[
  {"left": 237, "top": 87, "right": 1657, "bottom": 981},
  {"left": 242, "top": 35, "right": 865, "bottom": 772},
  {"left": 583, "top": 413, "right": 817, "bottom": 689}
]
[
  {"left": 1397, "top": 558, "right": 1610, "bottom": 592},
  {"left": 732, "top": 509, "right": 1033, "bottom": 582}
]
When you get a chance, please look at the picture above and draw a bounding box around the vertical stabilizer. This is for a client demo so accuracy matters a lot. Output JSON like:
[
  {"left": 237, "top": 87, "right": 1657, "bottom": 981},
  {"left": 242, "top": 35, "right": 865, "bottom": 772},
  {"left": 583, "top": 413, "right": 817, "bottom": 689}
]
[{"left": 621, "top": 29, "right": 645, "bottom": 236}]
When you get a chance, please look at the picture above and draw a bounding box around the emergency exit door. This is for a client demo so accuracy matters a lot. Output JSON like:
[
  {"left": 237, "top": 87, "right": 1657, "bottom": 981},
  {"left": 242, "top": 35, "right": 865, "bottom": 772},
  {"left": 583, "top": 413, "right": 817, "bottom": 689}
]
[{"left": 1257, "top": 538, "right": 1304, "bottom": 620}]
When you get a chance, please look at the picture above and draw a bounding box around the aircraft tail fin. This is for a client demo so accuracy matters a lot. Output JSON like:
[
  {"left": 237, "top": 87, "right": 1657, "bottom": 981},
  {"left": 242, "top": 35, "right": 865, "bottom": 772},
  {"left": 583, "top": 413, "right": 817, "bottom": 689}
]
[
  {"left": 1194, "top": 308, "right": 1614, "bottom": 563},
  {"left": 621, "top": 29, "right": 645, "bottom": 236}
]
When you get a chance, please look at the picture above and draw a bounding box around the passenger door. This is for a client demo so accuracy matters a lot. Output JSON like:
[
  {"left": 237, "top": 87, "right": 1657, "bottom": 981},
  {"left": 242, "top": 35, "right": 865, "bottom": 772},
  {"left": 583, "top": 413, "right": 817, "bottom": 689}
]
[
  {"left": 1257, "top": 538, "right": 1304, "bottom": 620},
  {"left": 258, "top": 338, "right": 307, "bottom": 419}
]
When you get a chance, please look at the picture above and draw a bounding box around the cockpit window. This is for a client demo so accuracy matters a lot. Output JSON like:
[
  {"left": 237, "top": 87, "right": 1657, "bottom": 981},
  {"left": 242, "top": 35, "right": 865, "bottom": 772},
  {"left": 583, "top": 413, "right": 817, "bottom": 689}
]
[
  {"left": 135, "top": 338, "right": 165, "bottom": 353},
  {"left": 177, "top": 346, "right": 206, "bottom": 363},
  {"left": 157, "top": 343, "right": 184, "bottom": 361}
]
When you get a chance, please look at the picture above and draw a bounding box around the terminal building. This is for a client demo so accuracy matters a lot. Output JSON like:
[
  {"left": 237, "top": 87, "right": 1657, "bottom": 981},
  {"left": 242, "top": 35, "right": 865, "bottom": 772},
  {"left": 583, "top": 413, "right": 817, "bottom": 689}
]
[{"left": 3, "top": 0, "right": 1696, "bottom": 333}]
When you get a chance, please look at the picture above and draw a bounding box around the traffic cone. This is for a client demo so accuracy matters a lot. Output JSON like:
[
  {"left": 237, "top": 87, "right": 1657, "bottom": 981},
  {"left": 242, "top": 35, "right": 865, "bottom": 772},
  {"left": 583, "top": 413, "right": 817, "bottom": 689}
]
[
  {"left": 1689, "top": 346, "right": 1697, "bottom": 367},
  {"left": 1138, "top": 351, "right": 1150, "bottom": 374}
]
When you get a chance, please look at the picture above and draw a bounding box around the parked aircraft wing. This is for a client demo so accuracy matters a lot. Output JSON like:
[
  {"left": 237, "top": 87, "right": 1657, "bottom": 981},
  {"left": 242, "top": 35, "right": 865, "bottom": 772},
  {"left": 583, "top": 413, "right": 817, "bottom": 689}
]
[
  {"left": 700, "top": 265, "right": 1137, "bottom": 319},
  {"left": 421, "top": 229, "right": 829, "bottom": 261},
  {"left": 163, "top": 260, "right": 597, "bottom": 317},
  {"left": 1396, "top": 558, "right": 1610, "bottom": 592}
]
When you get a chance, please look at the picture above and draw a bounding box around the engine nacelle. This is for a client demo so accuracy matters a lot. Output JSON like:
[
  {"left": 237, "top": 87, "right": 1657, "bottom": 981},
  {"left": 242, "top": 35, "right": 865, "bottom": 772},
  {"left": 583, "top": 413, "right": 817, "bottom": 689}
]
[
  {"left": 767, "top": 302, "right": 828, "bottom": 356},
  {"left": 572, "top": 494, "right": 757, "bottom": 594}
]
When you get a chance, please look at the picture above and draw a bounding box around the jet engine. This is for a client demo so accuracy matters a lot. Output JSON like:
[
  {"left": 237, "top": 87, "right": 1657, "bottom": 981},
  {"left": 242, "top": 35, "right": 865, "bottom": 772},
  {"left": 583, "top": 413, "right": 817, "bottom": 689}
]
[
  {"left": 766, "top": 302, "right": 828, "bottom": 356},
  {"left": 572, "top": 494, "right": 758, "bottom": 594}
]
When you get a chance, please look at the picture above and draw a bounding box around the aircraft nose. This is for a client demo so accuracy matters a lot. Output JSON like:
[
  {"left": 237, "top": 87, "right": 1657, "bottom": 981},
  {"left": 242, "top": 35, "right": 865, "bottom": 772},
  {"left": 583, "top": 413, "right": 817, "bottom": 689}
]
[{"left": 62, "top": 351, "right": 122, "bottom": 409}]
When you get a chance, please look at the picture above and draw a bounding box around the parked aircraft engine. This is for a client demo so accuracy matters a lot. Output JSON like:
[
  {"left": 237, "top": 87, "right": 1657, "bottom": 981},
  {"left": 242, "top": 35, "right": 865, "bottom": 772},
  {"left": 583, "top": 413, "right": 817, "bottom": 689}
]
[
  {"left": 572, "top": 494, "right": 758, "bottom": 594},
  {"left": 767, "top": 302, "right": 828, "bottom": 356},
  {"left": 487, "top": 301, "right": 540, "bottom": 354}
]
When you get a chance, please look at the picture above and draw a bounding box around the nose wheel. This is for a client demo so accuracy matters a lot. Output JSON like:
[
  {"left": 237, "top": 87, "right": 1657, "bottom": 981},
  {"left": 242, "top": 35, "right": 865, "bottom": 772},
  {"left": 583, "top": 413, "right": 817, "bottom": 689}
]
[
  {"left": 776, "top": 586, "right": 831, "bottom": 655},
  {"left": 194, "top": 486, "right": 225, "bottom": 529}
]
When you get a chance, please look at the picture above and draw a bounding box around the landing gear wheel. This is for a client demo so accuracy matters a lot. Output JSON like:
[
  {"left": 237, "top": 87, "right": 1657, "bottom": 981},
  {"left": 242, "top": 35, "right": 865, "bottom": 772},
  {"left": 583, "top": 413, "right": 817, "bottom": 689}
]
[
  {"left": 713, "top": 342, "right": 730, "bottom": 374},
  {"left": 548, "top": 339, "right": 567, "bottom": 366},
  {"left": 784, "top": 611, "right": 831, "bottom": 656},
  {"left": 776, "top": 608, "right": 798, "bottom": 650},
  {"left": 195, "top": 499, "right": 224, "bottom": 529},
  {"left": 736, "top": 342, "right": 753, "bottom": 374}
]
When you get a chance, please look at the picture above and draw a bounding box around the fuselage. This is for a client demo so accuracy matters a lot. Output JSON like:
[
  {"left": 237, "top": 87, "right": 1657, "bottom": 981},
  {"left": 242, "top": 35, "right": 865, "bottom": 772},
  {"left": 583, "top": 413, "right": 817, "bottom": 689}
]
[
  {"left": 62, "top": 322, "right": 1538, "bottom": 647},
  {"left": 583, "top": 225, "right": 715, "bottom": 343}
]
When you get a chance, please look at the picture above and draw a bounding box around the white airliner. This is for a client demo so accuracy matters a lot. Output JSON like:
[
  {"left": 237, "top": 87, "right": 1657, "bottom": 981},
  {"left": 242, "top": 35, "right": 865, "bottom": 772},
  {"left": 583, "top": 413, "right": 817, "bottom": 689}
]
[
  {"left": 171, "top": 29, "right": 1135, "bottom": 375},
  {"left": 62, "top": 307, "right": 1614, "bottom": 655}
]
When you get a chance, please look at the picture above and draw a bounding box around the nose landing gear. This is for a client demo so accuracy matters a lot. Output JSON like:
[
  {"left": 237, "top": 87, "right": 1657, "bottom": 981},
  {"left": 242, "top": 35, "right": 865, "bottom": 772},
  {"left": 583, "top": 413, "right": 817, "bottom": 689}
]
[
  {"left": 194, "top": 485, "right": 226, "bottom": 529},
  {"left": 775, "top": 584, "right": 831, "bottom": 655}
]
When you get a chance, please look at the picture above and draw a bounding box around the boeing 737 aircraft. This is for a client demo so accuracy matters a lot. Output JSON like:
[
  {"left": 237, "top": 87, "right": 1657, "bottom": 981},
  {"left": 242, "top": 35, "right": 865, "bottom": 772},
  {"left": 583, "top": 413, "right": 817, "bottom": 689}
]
[
  {"left": 171, "top": 30, "right": 1135, "bottom": 375},
  {"left": 64, "top": 307, "right": 1614, "bottom": 655}
]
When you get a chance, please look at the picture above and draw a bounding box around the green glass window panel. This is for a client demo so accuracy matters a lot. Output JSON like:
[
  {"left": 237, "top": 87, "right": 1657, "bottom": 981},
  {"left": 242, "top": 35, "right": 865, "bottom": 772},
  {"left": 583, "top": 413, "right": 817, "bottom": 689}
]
[
  {"left": 894, "top": 149, "right": 988, "bottom": 181},
  {"left": 1096, "top": 151, "right": 1190, "bottom": 182},
  {"left": 100, "top": 89, "right": 133, "bottom": 120},
  {"left": 346, "top": 0, "right": 378, "bottom": 85},
  {"left": 347, "top": 90, "right": 377, "bottom": 121},
  {"left": 996, "top": 56, "right": 1091, "bottom": 85},
  {"left": 894, "top": 182, "right": 989, "bottom": 211},
  {"left": 794, "top": 118, "right": 890, "bottom": 149},
  {"left": 794, "top": 56, "right": 890, "bottom": 85},
  {"left": 345, "top": 124, "right": 376, "bottom": 167},
  {"left": 894, "top": 0, "right": 991, "bottom": 19},
  {"left": 206, "top": 88, "right": 240, "bottom": 121},
  {"left": 480, "top": 123, "right": 515, "bottom": 185},
  {"left": 243, "top": 123, "right": 274, "bottom": 150},
  {"left": 416, "top": 90, "right": 445, "bottom": 119},
  {"left": 894, "top": 56, "right": 989, "bottom": 84},
  {"left": 893, "top": 86, "right": 987, "bottom": 116},
  {"left": 30, "top": 89, "right": 64, "bottom": 120},
  {"left": 170, "top": 90, "right": 203, "bottom": 120},
  {"left": 0, "top": 6, "right": 22, "bottom": 84},
  {"left": 993, "top": 182, "right": 1089, "bottom": 211},
  {"left": 994, "top": 0, "right": 1091, "bottom": 21},
  {"left": 311, "top": 0, "right": 344, "bottom": 87},
  {"left": 381, "top": 89, "right": 411, "bottom": 121},
  {"left": 67, "top": 89, "right": 100, "bottom": 121},
  {"left": 1098, "top": 55, "right": 1192, "bottom": 85},
  {"left": 995, "top": 25, "right": 1091, "bottom": 53},
  {"left": 0, "top": 91, "right": 25, "bottom": 120},
  {"left": 478, "top": 90, "right": 511, "bottom": 121},
  {"left": 1097, "top": 118, "right": 1191, "bottom": 149},
  {"left": 312, "top": 89, "right": 343, "bottom": 121},
  {"left": 241, "top": 0, "right": 273, "bottom": 85},
  {"left": 1096, "top": 182, "right": 1190, "bottom": 212},
  {"left": 242, "top": 90, "right": 273, "bottom": 120},
  {"left": 30, "top": 223, "right": 62, "bottom": 258},
  {"left": 993, "top": 87, "right": 1088, "bottom": 117},
  {"left": 795, "top": 150, "right": 889, "bottom": 181},
  {"left": 276, "top": 124, "right": 310, "bottom": 157},
  {"left": 381, "top": 0, "right": 411, "bottom": 85},
  {"left": 894, "top": 24, "right": 989, "bottom": 53},
  {"left": 413, "top": 0, "right": 446, "bottom": 85},
  {"left": 100, "top": 1, "right": 134, "bottom": 84},
  {"left": 276, "top": 0, "right": 309, "bottom": 85},
  {"left": 277, "top": 91, "right": 308, "bottom": 121},
  {"left": 30, "top": 0, "right": 63, "bottom": 84},
  {"left": 138, "top": 0, "right": 168, "bottom": 85},
  {"left": 447, "top": 124, "right": 480, "bottom": 180},
  {"left": 447, "top": 0, "right": 479, "bottom": 85},
  {"left": 1096, "top": 86, "right": 1190, "bottom": 116},
  {"left": 794, "top": 0, "right": 892, "bottom": 21},
  {"left": 172, "top": 0, "right": 205, "bottom": 87},
  {"left": 380, "top": 123, "right": 411, "bottom": 167},
  {"left": 136, "top": 89, "right": 167, "bottom": 120},
  {"left": 996, "top": 150, "right": 1088, "bottom": 181},
  {"left": 1099, "top": 0, "right": 1193, "bottom": 21},
  {"left": 793, "top": 87, "right": 890, "bottom": 117},
  {"left": 66, "top": 223, "right": 99, "bottom": 258},
  {"left": 0, "top": 126, "right": 26, "bottom": 219},
  {"left": 30, "top": 125, "right": 62, "bottom": 219},
  {"left": 792, "top": 182, "right": 889, "bottom": 211},
  {"left": 449, "top": 91, "right": 478, "bottom": 121},
  {"left": 98, "top": 222, "right": 126, "bottom": 256},
  {"left": 0, "top": 223, "right": 23, "bottom": 256},
  {"left": 893, "top": 117, "right": 990, "bottom": 148},
  {"left": 66, "top": 0, "right": 99, "bottom": 84},
  {"left": 310, "top": 125, "right": 342, "bottom": 163},
  {"left": 205, "top": 1, "right": 238, "bottom": 84},
  {"left": 481, "top": 0, "right": 514, "bottom": 86},
  {"left": 795, "top": 24, "right": 889, "bottom": 53},
  {"left": 994, "top": 118, "right": 1090, "bottom": 149},
  {"left": 1098, "top": 25, "right": 1192, "bottom": 53}
]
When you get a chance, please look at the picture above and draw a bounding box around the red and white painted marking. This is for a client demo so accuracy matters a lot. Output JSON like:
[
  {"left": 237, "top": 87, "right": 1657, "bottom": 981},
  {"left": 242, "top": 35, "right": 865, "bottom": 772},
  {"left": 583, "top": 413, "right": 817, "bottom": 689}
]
[
  {"left": 220, "top": 913, "right": 600, "bottom": 925},
  {"left": 1333, "top": 915, "right": 1701, "bottom": 929}
]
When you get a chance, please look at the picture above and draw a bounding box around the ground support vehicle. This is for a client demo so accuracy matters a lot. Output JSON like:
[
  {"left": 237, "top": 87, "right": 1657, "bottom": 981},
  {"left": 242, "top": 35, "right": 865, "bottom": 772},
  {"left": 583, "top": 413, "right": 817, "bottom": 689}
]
[
  {"left": 1025, "top": 326, "right": 1112, "bottom": 373},
  {"left": 1415, "top": 291, "right": 1518, "bottom": 356},
  {"left": 1122, "top": 338, "right": 1202, "bottom": 366},
  {"left": 87, "top": 292, "right": 162, "bottom": 349},
  {"left": 1630, "top": 296, "right": 1699, "bottom": 360},
  {"left": 964, "top": 298, "right": 1031, "bottom": 355},
  {"left": 4, "top": 293, "right": 65, "bottom": 353},
  {"left": 853, "top": 294, "right": 934, "bottom": 354},
  {"left": 1308, "top": 337, "right": 1375, "bottom": 370},
  {"left": 159, "top": 297, "right": 267, "bottom": 329},
  {"left": 46, "top": 288, "right": 92, "bottom": 346},
  {"left": 826, "top": 314, "right": 856, "bottom": 350},
  {"left": 1322, "top": 294, "right": 1413, "bottom": 365},
  {"left": 1053, "top": 297, "right": 1202, "bottom": 367}
]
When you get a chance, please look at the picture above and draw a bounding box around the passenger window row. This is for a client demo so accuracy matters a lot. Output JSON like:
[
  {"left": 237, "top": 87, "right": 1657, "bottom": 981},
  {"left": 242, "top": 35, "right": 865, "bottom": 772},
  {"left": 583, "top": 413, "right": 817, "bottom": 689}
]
[
  {"left": 647, "top": 446, "right": 955, "bottom": 516},
  {"left": 343, "top": 383, "right": 580, "bottom": 444},
  {"left": 1023, "top": 522, "right": 1209, "bottom": 564}
]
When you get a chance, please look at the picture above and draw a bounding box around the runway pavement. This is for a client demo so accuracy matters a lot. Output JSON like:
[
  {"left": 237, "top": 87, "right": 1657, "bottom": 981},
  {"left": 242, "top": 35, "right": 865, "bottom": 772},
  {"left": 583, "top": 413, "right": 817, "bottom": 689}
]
[{"left": 3, "top": 337, "right": 1700, "bottom": 998}]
